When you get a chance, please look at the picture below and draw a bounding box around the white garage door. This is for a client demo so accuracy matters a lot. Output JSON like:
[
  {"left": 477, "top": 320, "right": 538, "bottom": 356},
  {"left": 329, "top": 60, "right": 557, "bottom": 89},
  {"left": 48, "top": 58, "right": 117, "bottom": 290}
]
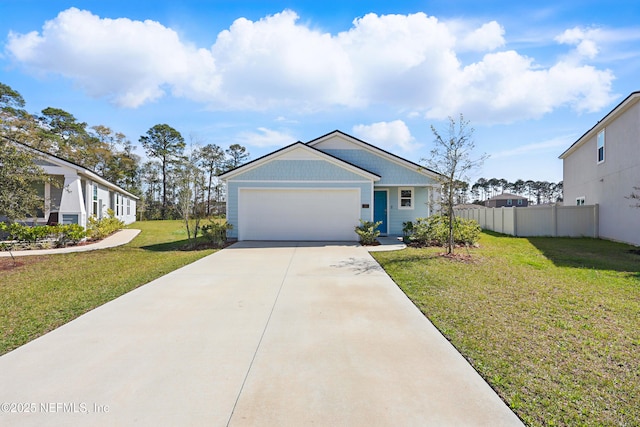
[{"left": 238, "top": 188, "right": 360, "bottom": 241}]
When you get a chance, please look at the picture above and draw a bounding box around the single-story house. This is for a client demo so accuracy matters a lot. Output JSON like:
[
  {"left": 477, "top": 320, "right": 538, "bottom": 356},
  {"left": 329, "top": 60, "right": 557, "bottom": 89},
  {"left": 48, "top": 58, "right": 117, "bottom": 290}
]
[
  {"left": 219, "top": 130, "right": 442, "bottom": 241},
  {"left": 485, "top": 193, "right": 529, "bottom": 208},
  {"left": 559, "top": 91, "right": 640, "bottom": 246},
  {"left": 13, "top": 141, "right": 138, "bottom": 229}
]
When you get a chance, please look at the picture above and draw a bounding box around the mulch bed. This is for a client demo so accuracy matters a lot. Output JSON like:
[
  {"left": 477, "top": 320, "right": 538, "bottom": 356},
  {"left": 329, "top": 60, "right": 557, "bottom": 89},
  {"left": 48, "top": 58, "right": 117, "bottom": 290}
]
[{"left": 0, "top": 255, "right": 49, "bottom": 272}]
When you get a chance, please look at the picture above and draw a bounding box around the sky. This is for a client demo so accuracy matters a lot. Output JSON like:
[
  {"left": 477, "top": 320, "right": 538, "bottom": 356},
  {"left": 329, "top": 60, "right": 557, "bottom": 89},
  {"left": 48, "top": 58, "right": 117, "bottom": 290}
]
[{"left": 1, "top": 0, "right": 639, "bottom": 183}]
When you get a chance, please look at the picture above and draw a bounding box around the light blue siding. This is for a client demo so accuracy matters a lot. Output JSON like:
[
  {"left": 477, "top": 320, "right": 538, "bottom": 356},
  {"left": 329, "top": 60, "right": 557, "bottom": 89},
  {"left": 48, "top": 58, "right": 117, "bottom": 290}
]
[
  {"left": 377, "top": 186, "right": 431, "bottom": 235},
  {"left": 319, "top": 149, "right": 437, "bottom": 185},
  {"left": 231, "top": 160, "right": 371, "bottom": 181}
]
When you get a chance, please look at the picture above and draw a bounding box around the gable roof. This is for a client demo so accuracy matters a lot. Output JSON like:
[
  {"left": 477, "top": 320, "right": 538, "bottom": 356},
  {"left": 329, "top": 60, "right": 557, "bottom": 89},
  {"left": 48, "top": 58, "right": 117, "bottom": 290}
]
[
  {"left": 218, "top": 141, "right": 381, "bottom": 181},
  {"left": 307, "top": 130, "right": 442, "bottom": 179},
  {"left": 559, "top": 91, "right": 640, "bottom": 159},
  {"left": 487, "top": 192, "right": 527, "bottom": 201},
  {"left": 3, "top": 136, "right": 139, "bottom": 199}
]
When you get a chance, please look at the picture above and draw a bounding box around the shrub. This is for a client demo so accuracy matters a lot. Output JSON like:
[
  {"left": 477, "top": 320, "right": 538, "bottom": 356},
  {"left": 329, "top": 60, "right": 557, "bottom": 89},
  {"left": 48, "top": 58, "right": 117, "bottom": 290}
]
[
  {"left": 0, "top": 222, "right": 87, "bottom": 248},
  {"left": 87, "top": 209, "right": 125, "bottom": 240},
  {"left": 201, "top": 220, "right": 233, "bottom": 247},
  {"left": 355, "top": 219, "right": 382, "bottom": 245},
  {"left": 411, "top": 215, "right": 481, "bottom": 247},
  {"left": 5, "top": 224, "right": 51, "bottom": 242},
  {"left": 53, "top": 224, "right": 87, "bottom": 246}
]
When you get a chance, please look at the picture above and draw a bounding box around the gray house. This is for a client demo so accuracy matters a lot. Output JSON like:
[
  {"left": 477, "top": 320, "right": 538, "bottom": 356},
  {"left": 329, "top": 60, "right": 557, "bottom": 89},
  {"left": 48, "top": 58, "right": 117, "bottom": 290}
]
[
  {"left": 559, "top": 91, "right": 640, "bottom": 246},
  {"left": 485, "top": 193, "right": 528, "bottom": 208},
  {"left": 219, "top": 130, "right": 441, "bottom": 241}
]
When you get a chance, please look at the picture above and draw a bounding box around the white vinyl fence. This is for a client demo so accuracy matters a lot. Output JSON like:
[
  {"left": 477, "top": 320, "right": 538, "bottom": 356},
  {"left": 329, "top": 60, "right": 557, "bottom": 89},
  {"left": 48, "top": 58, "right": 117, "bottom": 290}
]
[{"left": 455, "top": 205, "right": 599, "bottom": 238}]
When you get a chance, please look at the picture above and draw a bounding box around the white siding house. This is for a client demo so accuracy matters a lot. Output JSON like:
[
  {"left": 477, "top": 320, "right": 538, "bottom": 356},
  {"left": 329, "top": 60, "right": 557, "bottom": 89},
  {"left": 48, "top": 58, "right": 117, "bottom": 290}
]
[
  {"left": 21, "top": 144, "right": 138, "bottom": 229},
  {"left": 559, "top": 91, "right": 640, "bottom": 246}
]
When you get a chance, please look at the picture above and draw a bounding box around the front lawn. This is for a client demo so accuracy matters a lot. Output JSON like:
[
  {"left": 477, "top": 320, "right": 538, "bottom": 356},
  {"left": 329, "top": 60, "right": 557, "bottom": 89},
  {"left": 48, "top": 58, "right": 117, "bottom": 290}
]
[
  {"left": 0, "top": 220, "right": 217, "bottom": 355},
  {"left": 372, "top": 233, "right": 639, "bottom": 426}
]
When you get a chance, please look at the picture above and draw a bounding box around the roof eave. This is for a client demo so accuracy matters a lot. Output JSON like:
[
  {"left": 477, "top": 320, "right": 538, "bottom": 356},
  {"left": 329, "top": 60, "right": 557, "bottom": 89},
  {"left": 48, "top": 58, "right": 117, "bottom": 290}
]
[
  {"left": 307, "top": 130, "right": 443, "bottom": 179},
  {"left": 559, "top": 91, "right": 640, "bottom": 159},
  {"left": 218, "top": 141, "right": 381, "bottom": 182}
]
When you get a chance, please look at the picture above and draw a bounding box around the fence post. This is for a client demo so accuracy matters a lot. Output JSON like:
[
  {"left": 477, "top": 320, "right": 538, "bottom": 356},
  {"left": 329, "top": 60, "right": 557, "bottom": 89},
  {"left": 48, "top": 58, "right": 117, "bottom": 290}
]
[
  {"left": 513, "top": 206, "right": 518, "bottom": 236},
  {"left": 593, "top": 204, "right": 599, "bottom": 238},
  {"left": 552, "top": 204, "right": 557, "bottom": 237}
]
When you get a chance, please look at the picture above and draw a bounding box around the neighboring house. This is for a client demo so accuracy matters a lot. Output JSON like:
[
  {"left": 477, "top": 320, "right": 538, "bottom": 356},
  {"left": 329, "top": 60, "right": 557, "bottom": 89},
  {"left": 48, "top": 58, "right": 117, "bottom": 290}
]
[
  {"left": 559, "top": 91, "right": 640, "bottom": 246},
  {"left": 485, "top": 193, "right": 529, "bottom": 208},
  {"left": 219, "top": 130, "right": 441, "bottom": 241},
  {"left": 15, "top": 142, "right": 138, "bottom": 229}
]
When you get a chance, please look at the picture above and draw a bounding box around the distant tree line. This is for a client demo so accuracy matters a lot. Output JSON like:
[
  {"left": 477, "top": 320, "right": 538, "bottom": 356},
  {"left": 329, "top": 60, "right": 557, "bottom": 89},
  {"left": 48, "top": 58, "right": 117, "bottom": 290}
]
[
  {"left": 0, "top": 82, "right": 249, "bottom": 222},
  {"left": 450, "top": 177, "right": 563, "bottom": 206}
]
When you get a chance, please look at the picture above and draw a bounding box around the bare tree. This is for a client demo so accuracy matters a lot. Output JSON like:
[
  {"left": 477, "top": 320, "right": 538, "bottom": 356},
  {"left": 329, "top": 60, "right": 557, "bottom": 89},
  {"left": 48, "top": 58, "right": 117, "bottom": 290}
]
[{"left": 424, "top": 114, "right": 488, "bottom": 254}]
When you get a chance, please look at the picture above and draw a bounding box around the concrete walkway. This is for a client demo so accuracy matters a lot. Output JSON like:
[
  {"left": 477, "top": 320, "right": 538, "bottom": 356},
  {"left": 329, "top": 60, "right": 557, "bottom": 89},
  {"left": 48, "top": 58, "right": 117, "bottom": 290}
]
[
  {"left": 0, "top": 241, "right": 522, "bottom": 426},
  {"left": 0, "top": 229, "right": 141, "bottom": 257}
]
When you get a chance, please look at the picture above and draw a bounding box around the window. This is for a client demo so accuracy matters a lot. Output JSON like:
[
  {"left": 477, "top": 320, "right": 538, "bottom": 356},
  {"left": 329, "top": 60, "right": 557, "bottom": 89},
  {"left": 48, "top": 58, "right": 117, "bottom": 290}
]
[
  {"left": 62, "top": 214, "right": 79, "bottom": 225},
  {"left": 597, "top": 129, "right": 605, "bottom": 163},
  {"left": 115, "top": 194, "right": 121, "bottom": 216},
  {"left": 30, "top": 182, "right": 45, "bottom": 218},
  {"left": 399, "top": 187, "right": 414, "bottom": 209},
  {"left": 507, "top": 199, "right": 513, "bottom": 206},
  {"left": 92, "top": 184, "right": 98, "bottom": 216},
  {"left": 517, "top": 199, "right": 523, "bottom": 206},
  {"left": 576, "top": 197, "right": 585, "bottom": 206},
  {"left": 127, "top": 198, "right": 131, "bottom": 215}
]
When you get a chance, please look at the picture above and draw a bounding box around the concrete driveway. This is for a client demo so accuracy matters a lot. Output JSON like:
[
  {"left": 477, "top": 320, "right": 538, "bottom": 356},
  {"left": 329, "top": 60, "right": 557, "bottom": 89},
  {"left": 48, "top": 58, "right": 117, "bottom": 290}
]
[{"left": 0, "top": 242, "right": 523, "bottom": 426}]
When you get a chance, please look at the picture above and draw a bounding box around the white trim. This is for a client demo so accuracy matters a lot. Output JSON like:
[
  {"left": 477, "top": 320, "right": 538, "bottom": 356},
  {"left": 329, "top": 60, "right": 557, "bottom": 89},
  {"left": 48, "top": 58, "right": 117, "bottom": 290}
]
[
  {"left": 237, "top": 186, "right": 363, "bottom": 192},
  {"left": 559, "top": 92, "right": 640, "bottom": 159},
  {"left": 596, "top": 129, "right": 605, "bottom": 164},
  {"left": 228, "top": 179, "right": 373, "bottom": 184},
  {"left": 398, "top": 187, "right": 414, "bottom": 210},
  {"left": 35, "top": 151, "right": 138, "bottom": 200},
  {"left": 375, "top": 183, "right": 440, "bottom": 188},
  {"left": 374, "top": 189, "right": 390, "bottom": 235},
  {"left": 370, "top": 186, "right": 375, "bottom": 222}
]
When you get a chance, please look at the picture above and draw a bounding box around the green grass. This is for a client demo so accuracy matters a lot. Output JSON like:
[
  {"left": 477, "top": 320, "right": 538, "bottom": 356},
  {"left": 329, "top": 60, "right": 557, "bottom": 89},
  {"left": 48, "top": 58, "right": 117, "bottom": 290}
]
[
  {"left": 0, "top": 220, "right": 217, "bottom": 355},
  {"left": 372, "top": 232, "right": 640, "bottom": 426}
]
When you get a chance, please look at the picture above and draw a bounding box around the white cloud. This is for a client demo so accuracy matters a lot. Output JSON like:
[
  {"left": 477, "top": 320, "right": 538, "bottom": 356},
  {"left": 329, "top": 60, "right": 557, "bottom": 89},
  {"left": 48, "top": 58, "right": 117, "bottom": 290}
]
[
  {"left": 555, "top": 27, "right": 601, "bottom": 60},
  {"left": 352, "top": 120, "right": 419, "bottom": 152},
  {"left": 211, "top": 10, "right": 357, "bottom": 110},
  {"left": 235, "top": 127, "right": 295, "bottom": 148},
  {"left": 4, "top": 8, "right": 617, "bottom": 122},
  {"left": 491, "top": 135, "right": 575, "bottom": 159},
  {"left": 6, "top": 8, "right": 219, "bottom": 108},
  {"left": 457, "top": 21, "right": 505, "bottom": 52}
]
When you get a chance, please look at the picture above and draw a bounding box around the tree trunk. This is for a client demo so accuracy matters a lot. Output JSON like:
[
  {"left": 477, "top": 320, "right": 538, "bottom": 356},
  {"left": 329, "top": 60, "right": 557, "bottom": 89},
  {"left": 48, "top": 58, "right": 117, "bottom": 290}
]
[
  {"left": 161, "top": 157, "right": 167, "bottom": 220},
  {"left": 206, "top": 168, "right": 213, "bottom": 216}
]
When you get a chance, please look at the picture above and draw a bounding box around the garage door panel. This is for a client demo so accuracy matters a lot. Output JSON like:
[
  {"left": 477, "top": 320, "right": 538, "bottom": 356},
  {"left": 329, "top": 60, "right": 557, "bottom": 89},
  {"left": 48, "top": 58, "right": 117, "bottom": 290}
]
[{"left": 239, "top": 189, "right": 360, "bottom": 241}]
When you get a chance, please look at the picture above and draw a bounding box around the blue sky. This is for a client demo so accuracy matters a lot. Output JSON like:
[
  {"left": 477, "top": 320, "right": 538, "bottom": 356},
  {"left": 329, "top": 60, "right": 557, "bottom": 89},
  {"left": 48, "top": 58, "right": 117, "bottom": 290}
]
[{"left": 2, "top": 0, "right": 639, "bottom": 183}]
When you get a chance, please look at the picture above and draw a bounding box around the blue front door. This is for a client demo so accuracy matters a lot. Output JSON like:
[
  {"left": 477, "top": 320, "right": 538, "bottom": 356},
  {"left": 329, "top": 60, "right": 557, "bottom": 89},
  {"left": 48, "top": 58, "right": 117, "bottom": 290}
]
[{"left": 374, "top": 190, "right": 388, "bottom": 235}]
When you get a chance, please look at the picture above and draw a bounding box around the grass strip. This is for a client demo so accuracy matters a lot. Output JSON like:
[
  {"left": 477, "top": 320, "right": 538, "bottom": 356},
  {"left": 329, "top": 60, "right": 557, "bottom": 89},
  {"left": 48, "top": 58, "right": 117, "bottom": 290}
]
[
  {"left": 372, "top": 232, "right": 640, "bottom": 426},
  {"left": 0, "top": 220, "right": 216, "bottom": 355}
]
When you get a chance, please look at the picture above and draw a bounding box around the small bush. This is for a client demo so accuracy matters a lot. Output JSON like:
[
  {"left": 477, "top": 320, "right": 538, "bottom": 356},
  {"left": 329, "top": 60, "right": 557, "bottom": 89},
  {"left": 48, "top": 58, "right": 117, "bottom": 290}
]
[
  {"left": 87, "top": 209, "right": 124, "bottom": 240},
  {"left": 53, "top": 224, "right": 87, "bottom": 246},
  {"left": 355, "top": 219, "right": 382, "bottom": 245},
  {"left": 6, "top": 224, "right": 51, "bottom": 242},
  {"left": 0, "top": 222, "right": 87, "bottom": 249},
  {"left": 201, "top": 220, "right": 233, "bottom": 247},
  {"left": 411, "top": 215, "right": 481, "bottom": 247}
]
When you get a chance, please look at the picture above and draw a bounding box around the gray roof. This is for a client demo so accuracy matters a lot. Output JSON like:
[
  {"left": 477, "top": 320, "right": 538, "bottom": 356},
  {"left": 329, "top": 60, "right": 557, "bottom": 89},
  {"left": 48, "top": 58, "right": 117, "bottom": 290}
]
[{"left": 487, "top": 193, "right": 527, "bottom": 201}]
